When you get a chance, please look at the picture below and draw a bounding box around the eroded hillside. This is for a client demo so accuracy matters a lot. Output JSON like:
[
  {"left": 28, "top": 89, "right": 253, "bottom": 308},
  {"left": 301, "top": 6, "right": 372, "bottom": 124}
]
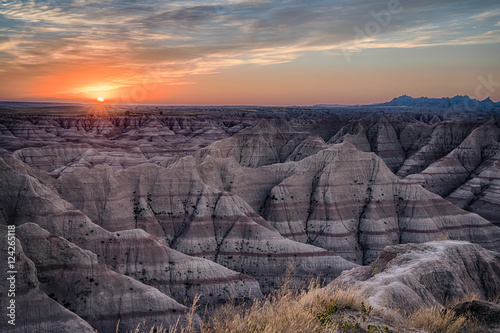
[{"left": 1, "top": 104, "right": 500, "bottom": 332}]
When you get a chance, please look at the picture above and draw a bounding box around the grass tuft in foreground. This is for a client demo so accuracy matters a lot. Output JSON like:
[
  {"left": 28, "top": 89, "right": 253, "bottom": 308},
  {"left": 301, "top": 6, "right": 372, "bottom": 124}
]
[
  {"left": 124, "top": 280, "right": 486, "bottom": 333},
  {"left": 407, "top": 305, "right": 484, "bottom": 333}
]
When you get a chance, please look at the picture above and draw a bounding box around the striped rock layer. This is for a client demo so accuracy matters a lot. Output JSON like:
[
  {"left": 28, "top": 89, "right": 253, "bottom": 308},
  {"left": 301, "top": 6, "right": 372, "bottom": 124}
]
[
  {"left": 0, "top": 153, "right": 263, "bottom": 332},
  {"left": 331, "top": 241, "right": 500, "bottom": 318},
  {"left": 2, "top": 110, "right": 500, "bottom": 332},
  {"left": 197, "top": 142, "right": 500, "bottom": 265}
]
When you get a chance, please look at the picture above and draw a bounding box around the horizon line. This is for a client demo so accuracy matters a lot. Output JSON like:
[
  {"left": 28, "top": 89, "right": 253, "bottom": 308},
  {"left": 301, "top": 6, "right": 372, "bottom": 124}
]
[{"left": 0, "top": 94, "right": 498, "bottom": 108}]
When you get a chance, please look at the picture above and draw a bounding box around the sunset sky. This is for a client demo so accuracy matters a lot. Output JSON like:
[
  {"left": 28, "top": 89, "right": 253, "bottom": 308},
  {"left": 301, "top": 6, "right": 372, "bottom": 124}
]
[{"left": 1, "top": 0, "right": 500, "bottom": 105}]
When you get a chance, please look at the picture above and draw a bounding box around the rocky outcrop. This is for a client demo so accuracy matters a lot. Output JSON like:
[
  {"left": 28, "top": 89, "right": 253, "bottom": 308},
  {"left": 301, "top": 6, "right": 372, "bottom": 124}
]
[
  {"left": 330, "top": 114, "right": 405, "bottom": 172},
  {"left": 451, "top": 300, "right": 500, "bottom": 332},
  {"left": 55, "top": 156, "right": 358, "bottom": 291},
  {"left": 196, "top": 118, "right": 314, "bottom": 167},
  {"left": 0, "top": 114, "right": 237, "bottom": 152},
  {"left": 309, "top": 114, "right": 348, "bottom": 142},
  {"left": 446, "top": 150, "right": 500, "bottom": 227},
  {"left": 395, "top": 119, "right": 479, "bottom": 178},
  {"left": 0, "top": 152, "right": 264, "bottom": 307},
  {"left": 0, "top": 114, "right": 243, "bottom": 175},
  {"left": 392, "top": 119, "right": 500, "bottom": 228},
  {"left": 2, "top": 108, "right": 500, "bottom": 332},
  {"left": 0, "top": 229, "right": 95, "bottom": 333},
  {"left": 331, "top": 241, "right": 500, "bottom": 316},
  {"left": 14, "top": 143, "right": 99, "bottom": 175},
  {"left": 285, "top": 136, "right": 328, "bottom": 162},
  {"left": 0, "top": 117, "right": 63, "bottom": 150},
  {"left": 327, "top": 113, "right": 488, "bottom": 178},
  {"left": 16, "top": 223, "right": 195, "bottom": 333},
  {"left": 198, "top": 142, "right": 500, "bottom": 265},
  {"left": 404, "top": 122, "right": 500, "bottom": 197},
  {"left": 9, "top": 116, "right": 496, "bottom": 270}
]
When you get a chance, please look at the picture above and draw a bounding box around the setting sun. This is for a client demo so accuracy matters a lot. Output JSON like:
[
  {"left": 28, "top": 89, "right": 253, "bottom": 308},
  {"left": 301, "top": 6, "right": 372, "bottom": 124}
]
[{"left": 97, "top": 97, "right": 104, "bottom": 102}]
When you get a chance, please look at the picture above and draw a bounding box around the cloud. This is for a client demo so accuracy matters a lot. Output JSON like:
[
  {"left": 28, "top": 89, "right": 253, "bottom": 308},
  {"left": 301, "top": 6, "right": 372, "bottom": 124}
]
[{"left": 0, "top": 0, "right": 499, "bottom": 98}]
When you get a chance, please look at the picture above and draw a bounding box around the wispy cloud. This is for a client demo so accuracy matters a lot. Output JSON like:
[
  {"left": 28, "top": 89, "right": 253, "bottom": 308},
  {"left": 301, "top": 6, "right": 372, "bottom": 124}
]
[{"left": 0, "top": 0, "right": 499, "bottom": 100}]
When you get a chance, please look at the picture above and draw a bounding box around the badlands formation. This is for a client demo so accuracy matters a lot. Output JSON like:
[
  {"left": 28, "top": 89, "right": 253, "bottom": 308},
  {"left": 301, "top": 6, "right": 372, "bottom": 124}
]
[{"left": 1, "top": 100, "right": 500, "bottom": 332}]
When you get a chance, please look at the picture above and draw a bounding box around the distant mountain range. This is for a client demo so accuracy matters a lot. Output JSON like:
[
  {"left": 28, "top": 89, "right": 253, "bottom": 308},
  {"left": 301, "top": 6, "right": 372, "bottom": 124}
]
[
  {"left": 376, "top": 95, "right": 499, "bottom": 111},
  {"left": 1, "top": 95, "right": 499, "bottom": 112}
]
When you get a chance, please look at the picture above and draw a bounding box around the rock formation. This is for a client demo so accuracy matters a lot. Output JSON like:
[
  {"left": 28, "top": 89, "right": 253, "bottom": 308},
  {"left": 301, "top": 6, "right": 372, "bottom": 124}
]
[
  {"left": 332, "top": 241, "right": 500, "bottom": 316},
  {"left": 198, "top": 141, "right": 500, "bottom": 265},
  {"left": 396, "top": 118, "right": 479, "bottom": 178},
  {"left": 2, "top": 104, "right": 500, "bottom": 332},
  {"left": 0, "top": 152, "right": 264, "bottom": 331},
  {"left": 0, "top": 228, "right": 95, "bottom": 333},
  {"left": 196, "top": 117, "right": 314, "bottom": 167},
  {"left": 452, "top": 300, "right": 500, "bottom": 331},
  {"left": 17, "top": 223, "right": 195, "bottom": 333},
  {"left": 404, "top": 122, "right": 500, "bottom": 197},
  {"left": 446, "top": 150, "right": 500, "bottom": 227},
  {"left": 329, "top": 114, "right": 405, "bottom": 172},
  {"left": 54, "top": 156, "right": 358, "bottom": 291}
]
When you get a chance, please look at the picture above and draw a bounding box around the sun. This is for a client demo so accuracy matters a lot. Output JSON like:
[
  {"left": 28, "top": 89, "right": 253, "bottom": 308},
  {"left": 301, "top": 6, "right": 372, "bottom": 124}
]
[{"left": 97, "top": 97, "right": 104, "bottom": 102}]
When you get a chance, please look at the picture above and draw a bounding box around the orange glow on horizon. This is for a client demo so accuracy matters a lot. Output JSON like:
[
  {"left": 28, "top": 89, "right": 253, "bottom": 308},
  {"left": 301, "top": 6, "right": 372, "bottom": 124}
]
[
  {"left": 1, "top": 1, "right": 499, "bottom": 106},
  {"left": 15, "top": 56, "right": 499, "bottom": 105},
  {"left": 85, "top": 103, "right": 116, "bottom": 117},
  {"left": 31, "top": 64, "right": 141, "bottom": 103}
]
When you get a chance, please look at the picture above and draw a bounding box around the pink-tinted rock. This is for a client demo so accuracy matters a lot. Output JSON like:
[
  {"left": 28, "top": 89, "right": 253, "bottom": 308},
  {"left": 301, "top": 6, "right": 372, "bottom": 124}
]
[
  {"left": 0, "top": 228, "right": 95, "bottom": 333},
  {"left": 17, "top": 223, "right": 195, "bottom": 333},
  {"left": 331, "top": 241, "right": 500, "bottom": 317},
  {"left": 0, "top": 152, "right": 263, "bottom": 307},
  {"left": 198, "top": 142, "right": 500, "bottom": 265}
]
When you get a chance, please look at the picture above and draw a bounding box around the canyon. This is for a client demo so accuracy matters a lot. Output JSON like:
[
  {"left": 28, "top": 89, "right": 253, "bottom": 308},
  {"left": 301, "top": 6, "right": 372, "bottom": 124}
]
[{"left": 1, "top": 99, "right": 500, "bottom": 332}]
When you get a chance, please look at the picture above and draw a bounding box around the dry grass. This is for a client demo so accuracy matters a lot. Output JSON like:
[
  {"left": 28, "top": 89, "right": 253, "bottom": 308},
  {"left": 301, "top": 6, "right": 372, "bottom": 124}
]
[
  {"left": 444, "top": 292, "right": 481, "bottom": 308},
  {"left": 201, "top": 279, "right": 331, "bottom": 333},
  {"left": 407, "top": 305, "right": 485, "bottom": 333},
  {"left": 122, "top": 281, "right": 487, "bottom": 333},
  {"left": 407, "top": 306, "right": 467, "bottom": 333},
  {"left": 164, "top": 279, "right": 365, "bottom": 333},
  {"left": 434, "top": 232, "right": 450, "bottom": 241}
]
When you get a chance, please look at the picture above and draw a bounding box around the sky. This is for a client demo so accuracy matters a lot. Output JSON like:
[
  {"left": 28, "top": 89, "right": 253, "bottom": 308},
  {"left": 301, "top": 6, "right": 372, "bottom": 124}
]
[{"left": 0, "top": 0, "right": 500, "bottom": 105}]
